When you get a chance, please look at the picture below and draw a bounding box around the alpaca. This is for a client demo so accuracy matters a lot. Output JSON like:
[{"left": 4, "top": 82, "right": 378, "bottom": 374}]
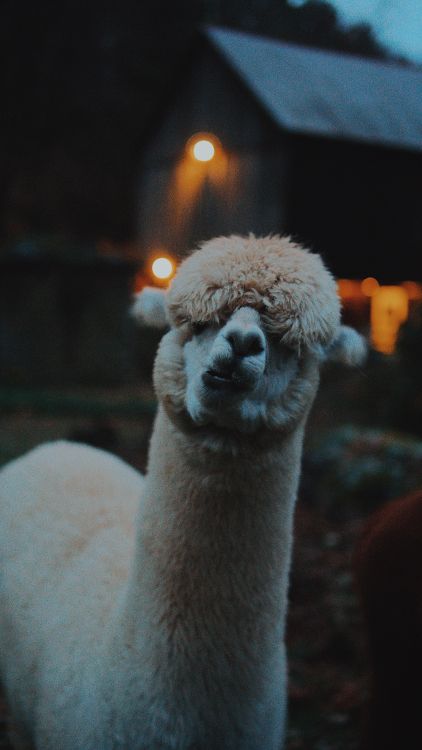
[
  {"left": 354, "top": 489, "right": 422, "bottom": 750},
  {"left": 0, "top": 235, "right": 365, "bottom": 750}
]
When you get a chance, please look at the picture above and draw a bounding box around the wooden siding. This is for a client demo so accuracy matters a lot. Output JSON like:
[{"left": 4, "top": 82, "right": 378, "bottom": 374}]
[
  {"left": 137, "top": 43, "right": 422, "bottom": 281},
  {"left": 0, "top": 260, "right": 159, "bottom": 385},
  {"left": 137, "top": 50, "right": 288, "bottom": 257}
]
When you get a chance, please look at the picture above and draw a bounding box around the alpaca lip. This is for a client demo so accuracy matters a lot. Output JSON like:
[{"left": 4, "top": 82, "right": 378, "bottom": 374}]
[{"left": 203, "top": 369, "right": 247, "bottom": 391}]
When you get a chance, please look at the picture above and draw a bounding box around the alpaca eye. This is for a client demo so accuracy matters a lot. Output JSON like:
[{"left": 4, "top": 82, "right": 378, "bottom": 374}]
[{"left": 192, "top": 322, "right": 208, "bottom": 335}]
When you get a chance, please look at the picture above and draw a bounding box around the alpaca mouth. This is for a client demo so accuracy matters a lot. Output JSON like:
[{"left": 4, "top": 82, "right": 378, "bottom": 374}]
[{"left": 202, "top": 368, "right": 249, "bottom": 392}]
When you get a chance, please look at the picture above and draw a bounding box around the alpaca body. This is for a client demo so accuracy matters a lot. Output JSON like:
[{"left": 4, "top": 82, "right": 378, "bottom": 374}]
[
  {"left": 0, "top": 407, "right": 302, "bottom": 749},
  {"left": 0, "top": 235, "right": 365, "bottom": 749},
  {"left": 0, "top": 441, "right": 142, "bottom": 748}
]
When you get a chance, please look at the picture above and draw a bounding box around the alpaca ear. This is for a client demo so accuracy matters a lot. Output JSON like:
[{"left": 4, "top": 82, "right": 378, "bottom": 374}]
[
  {"left": 131, "top": 287, "right": 169, "bottom": 329},
  {"left": 324, "top": 325, "right": 367, "bottom": 366}
]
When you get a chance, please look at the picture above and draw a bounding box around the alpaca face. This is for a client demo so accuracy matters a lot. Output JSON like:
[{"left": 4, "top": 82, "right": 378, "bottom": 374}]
[
  {"left": 134, "top": 236, "right": 367, "bottom": 437},
  {"left": 152, "top": 305, "right": 321, "bottom": 437},
  {"left": 182, "top": 306, "right": 301, "bottom": 432}
]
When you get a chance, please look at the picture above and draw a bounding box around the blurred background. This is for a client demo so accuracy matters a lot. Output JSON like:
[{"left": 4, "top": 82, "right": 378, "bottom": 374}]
[{"left": 0, "top": 1, "right": 422, "bottom": 748}]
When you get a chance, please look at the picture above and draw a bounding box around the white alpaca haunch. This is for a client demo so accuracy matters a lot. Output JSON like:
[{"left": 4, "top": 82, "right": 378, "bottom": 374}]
[{"left": 0, "top": 235, "right": 365, "bottom": 749}]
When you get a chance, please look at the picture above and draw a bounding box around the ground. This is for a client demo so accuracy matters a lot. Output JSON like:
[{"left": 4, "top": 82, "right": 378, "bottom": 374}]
[{"left": 287, "top": 505, "right": 366, "bottom": 750}]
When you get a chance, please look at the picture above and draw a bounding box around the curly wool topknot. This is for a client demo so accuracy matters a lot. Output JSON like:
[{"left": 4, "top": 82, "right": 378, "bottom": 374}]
[{"left": 167, "top": 235, "right": 341, "bottom": 347}]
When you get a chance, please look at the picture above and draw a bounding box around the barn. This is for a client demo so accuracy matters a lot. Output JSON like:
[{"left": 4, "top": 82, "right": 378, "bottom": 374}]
[
  {"left": 138, "top": 26, "right": 422, "bottom": 285},
  {"left": 2, "top": 25, "right": 422, "bottom": 385}
]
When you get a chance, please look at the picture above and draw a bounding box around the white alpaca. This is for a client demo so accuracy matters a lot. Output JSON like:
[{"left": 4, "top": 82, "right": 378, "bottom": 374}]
[{"left": 0, "top": 235, "right": 365, "bottom": 750}]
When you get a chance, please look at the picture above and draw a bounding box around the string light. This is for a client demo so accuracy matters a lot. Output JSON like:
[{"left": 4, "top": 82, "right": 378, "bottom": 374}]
[{"left": 151, "top": 257, "right": 174, "bottom": 281}]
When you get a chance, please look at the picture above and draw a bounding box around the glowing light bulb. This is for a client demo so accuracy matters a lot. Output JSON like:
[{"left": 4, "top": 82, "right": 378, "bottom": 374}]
[
  {"left": 361, "top": 277, "right": 379, "bottom": 297},
  {"left": 152, "top": 257, "right": 174, "bottom": 280},
  {"left": 192, "top": 139, "right": 215, "bottom": 162},
  {"left": 371, "top": 285, "right": 409, "bottom": 355}
]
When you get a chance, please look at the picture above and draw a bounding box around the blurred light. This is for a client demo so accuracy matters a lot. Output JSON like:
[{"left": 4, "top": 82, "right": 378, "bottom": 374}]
[
  {"left": 402, "top": 280, "right": 422, "bottom": 300},
  {"left": 133, "top": 270, "right": 148, "bottom": 293},
  {"left": 193, "top": 139, "right": 215, "bottom": 162},
  {"left": 337, "top": 279, "right": 362, "bottom": 299},
  {"left": 371, "top": 286, "right": 409, "bottom": 355},
  {"left": 151, "top": 257, "right": 174, "bottom": 280},
  {"left": 361, "top": 277, "right": 379, "bottom": 297},
  {"left": 186, "top": 133, "right": 222, "bottom": 163}
]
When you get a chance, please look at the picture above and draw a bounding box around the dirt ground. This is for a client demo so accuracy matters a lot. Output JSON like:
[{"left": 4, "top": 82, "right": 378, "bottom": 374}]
[
  {"left": 286, "top": 505, "right": 367, "bottom": 749},
  {"left": 0, "top": 407, "right": 369, "bottom": 749}
]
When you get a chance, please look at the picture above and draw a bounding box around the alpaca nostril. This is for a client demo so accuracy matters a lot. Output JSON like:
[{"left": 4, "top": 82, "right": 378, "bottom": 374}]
[{"left": 226, "top": 330, "right": 265, "bottom": 358}]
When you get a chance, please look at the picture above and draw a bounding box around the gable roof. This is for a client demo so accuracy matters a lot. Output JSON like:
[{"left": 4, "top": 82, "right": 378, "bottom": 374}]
[{"left": 205, "top": 26, "right": 422, "bottom": 152}]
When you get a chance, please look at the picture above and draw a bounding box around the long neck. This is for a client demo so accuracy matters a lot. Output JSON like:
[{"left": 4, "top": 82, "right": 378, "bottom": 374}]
[
  {"left": 109, "top": 405, "right": 305, "bottom": 742},
  {"left": 124, "top": 405, "right": 303, "bottom": 656}
]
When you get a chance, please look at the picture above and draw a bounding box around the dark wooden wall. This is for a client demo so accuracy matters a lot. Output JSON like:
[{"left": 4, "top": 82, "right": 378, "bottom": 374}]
[
  {"left": 286, "top": 135, "right": 422, "bottom": 282},
  {"left": 0, "top": 259, "right": 159, "bottom": 385},
  {"left": 137, "top": 45, "right": 422, "bottom": 282},
  {"left": 137, "top": 49, "right": 287, "bottom": 257}
]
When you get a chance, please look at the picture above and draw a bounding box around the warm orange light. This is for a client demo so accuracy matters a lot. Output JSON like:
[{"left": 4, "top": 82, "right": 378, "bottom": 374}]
[
  {"left": 402, "top": 281, "right": 422, "bottom": 300},
  {"left": 193, "top": 139, "right": 215, "bottom": 162},
  {"left": 151, "top": 256, "right": 174, "bottom": 280},
  {"left": 371, "top": 286, "right": 409, "bottom": 355},
  {"left": 361, "top": 277, "right": 379, "bottom": 297},
  {"left": 186, "top": 133, "right": 221, "bottom": 163},
  {"left": 337, "top": 279, "right": 362, "bottom": 300}
]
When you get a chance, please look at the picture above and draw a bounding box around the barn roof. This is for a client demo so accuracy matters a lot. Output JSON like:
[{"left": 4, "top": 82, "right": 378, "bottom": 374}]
[{"left": 205, "top": 27, "right": 422, "bottom": 152}]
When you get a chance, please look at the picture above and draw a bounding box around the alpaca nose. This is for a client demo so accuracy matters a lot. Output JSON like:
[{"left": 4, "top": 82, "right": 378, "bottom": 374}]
[
  {"left": 203, "top": 308, "right": 266, "bottom": 390},
  {"left": 225, "top": 329, "right": 265, "bottom": 358}
]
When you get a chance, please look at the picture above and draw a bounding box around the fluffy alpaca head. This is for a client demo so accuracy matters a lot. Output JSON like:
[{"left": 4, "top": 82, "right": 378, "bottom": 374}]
[
  {"left": 133, "top": 235, "right": 366, "bottom": 441},
  {"left": 166, "top": 234, "right": 341, "bottom": 348}
]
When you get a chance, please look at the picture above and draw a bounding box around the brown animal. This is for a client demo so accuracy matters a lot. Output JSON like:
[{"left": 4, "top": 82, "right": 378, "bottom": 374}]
[{"left": 354, "top": 489, "right": 422, "bottom": 749}]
